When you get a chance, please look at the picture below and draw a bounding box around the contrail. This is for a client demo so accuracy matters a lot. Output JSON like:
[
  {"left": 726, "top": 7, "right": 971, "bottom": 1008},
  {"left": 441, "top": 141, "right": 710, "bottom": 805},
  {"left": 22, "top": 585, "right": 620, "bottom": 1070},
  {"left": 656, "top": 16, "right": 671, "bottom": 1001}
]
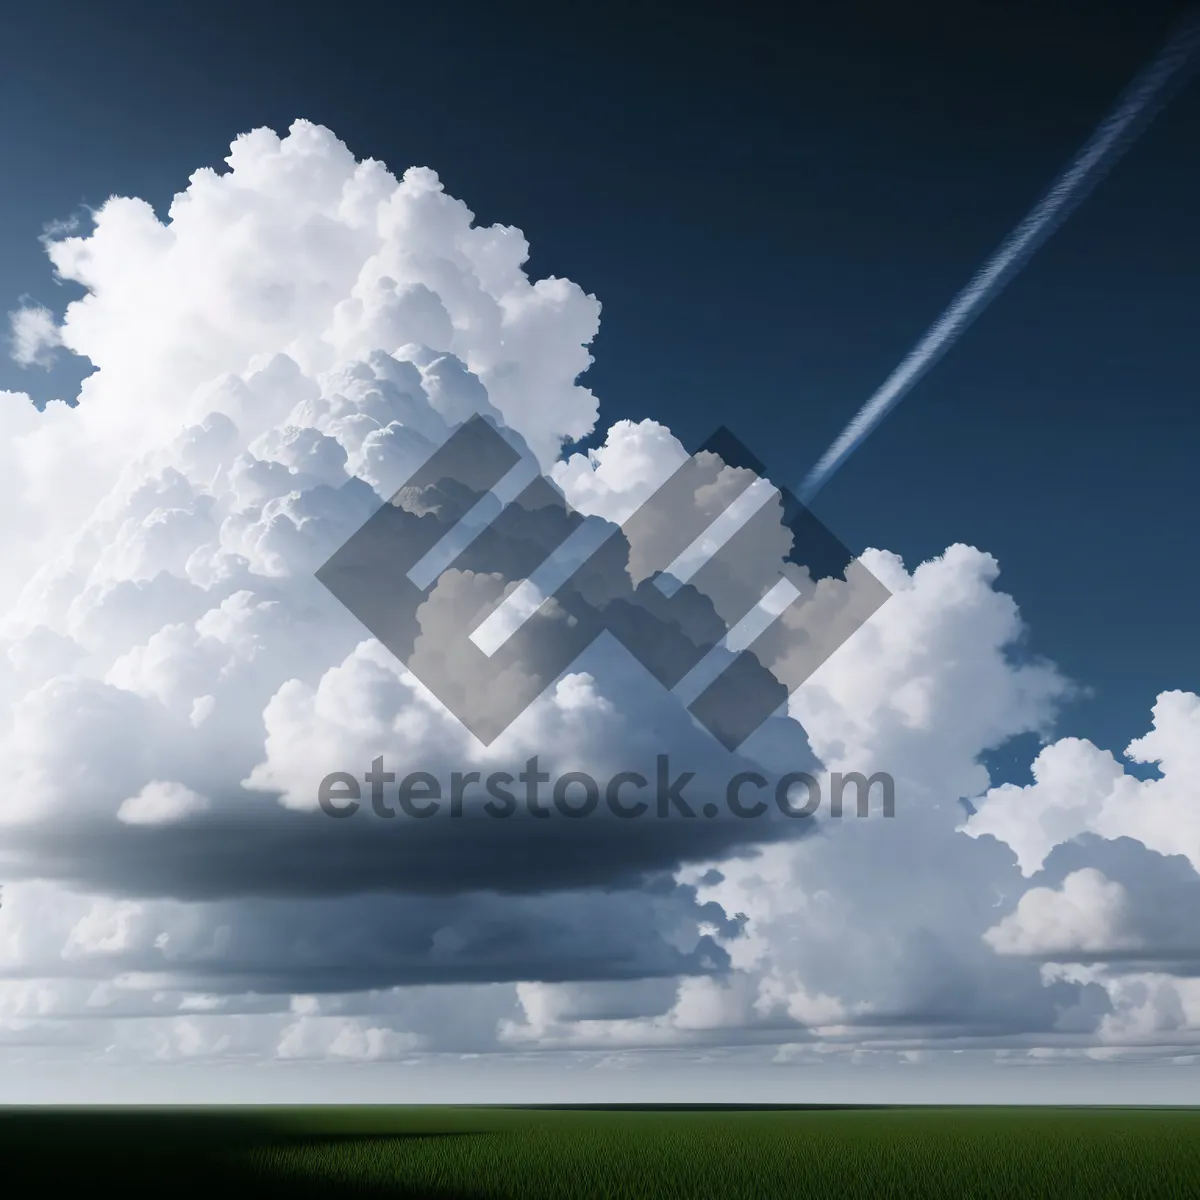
[{"left": 797, "top": 11, "right": 1200, "bottom": 505}]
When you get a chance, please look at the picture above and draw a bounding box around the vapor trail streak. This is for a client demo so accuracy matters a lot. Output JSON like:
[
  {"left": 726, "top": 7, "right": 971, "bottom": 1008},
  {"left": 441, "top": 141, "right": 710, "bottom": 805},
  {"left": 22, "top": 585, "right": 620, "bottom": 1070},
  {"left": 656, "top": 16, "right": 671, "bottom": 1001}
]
[{"left": 797, "top": 11, "right": 1200, "bottom": 505}]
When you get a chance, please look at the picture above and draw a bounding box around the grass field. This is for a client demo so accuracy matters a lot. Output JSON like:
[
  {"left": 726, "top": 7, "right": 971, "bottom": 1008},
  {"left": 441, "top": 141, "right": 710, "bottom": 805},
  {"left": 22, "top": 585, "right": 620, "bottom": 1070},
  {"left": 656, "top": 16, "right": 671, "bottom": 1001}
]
[{"left": 2, "top": 1105, "right": 1199, "bottom": 1198}]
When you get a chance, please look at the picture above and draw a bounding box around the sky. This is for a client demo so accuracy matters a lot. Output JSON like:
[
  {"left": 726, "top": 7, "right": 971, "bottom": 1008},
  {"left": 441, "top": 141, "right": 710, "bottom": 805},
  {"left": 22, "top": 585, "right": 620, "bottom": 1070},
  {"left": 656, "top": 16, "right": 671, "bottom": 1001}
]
[{"left": 0, "top": 0, "right": 1197, "bottom": 1102}]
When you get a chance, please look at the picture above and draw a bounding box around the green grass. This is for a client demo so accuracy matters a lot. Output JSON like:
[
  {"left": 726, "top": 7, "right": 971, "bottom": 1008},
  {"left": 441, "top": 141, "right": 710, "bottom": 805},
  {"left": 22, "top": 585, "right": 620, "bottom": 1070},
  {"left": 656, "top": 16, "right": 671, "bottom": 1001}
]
[{"left": 2, "top": 1106, "right": 1199, "bottom": 1198}]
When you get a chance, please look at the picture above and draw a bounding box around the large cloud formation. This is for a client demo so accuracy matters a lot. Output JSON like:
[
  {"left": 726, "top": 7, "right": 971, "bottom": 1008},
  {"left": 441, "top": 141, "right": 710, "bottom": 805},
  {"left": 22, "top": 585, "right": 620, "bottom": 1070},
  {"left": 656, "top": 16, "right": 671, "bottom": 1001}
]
[{"left": 1, "top": 120, "right": 1197, "bottom": 1081}]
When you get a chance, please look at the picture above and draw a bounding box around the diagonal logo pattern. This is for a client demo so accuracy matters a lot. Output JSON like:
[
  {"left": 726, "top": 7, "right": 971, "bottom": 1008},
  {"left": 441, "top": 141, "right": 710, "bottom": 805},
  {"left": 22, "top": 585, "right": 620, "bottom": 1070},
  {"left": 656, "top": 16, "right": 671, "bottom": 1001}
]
[{"left": 316, "top": 415, "right": 891, "bottom": 749}]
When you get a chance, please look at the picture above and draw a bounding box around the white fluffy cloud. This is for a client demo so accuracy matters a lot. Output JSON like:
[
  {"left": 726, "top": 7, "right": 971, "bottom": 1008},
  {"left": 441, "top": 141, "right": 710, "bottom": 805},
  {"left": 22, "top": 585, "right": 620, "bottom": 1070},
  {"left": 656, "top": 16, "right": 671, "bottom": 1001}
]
[
  {"left": 117, "top": 781, "right": 210, "bottom": 825},
  {"left": 8, "top": 305, "right": 62, "bottom": 368},
  {"left": 983, "top": 869, "right": 1138, "bottom": 957},
  {"left": 2, "top": 118, "right": 1196, "bottom": 1086},
  {"left": 964, "top": 691, "right": 1200, "bottom": 876}
]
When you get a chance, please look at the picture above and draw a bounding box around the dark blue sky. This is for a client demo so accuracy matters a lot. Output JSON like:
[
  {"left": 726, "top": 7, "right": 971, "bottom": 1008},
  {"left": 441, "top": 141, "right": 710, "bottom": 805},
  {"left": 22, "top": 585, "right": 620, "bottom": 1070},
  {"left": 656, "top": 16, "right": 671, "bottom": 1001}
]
[{"left": 2, "top": 0, "right": 1196, "bottom": 769}]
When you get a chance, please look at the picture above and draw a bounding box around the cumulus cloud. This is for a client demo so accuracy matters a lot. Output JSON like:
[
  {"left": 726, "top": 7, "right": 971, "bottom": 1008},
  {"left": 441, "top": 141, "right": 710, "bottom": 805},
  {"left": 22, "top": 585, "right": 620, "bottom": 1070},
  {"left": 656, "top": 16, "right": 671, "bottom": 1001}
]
[
  {"left": 0, "top": 122, "right": 767, "bottom": 1065},
  {"left": 983, "top": 869, "right": 1138, "bottom": 957},
  {"left": 8, "top": 305, "right": 62, "bottom": 368},
  {"left": 964, "top": 690, "right": 1200, "bottom": 877},
  {"left": 117, "top": 781, "right": 210, "bottom": 825},
  {"left": 1, "top": 117, "right": 1193, "bottom": 1082}
]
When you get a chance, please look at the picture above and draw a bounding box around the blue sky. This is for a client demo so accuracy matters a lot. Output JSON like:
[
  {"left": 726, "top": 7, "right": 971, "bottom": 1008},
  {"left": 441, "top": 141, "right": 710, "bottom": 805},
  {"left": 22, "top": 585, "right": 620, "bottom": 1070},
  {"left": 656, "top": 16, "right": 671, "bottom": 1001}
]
[{"left": 0, "top": 0, "right": 1198, "bottom": 1099}]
